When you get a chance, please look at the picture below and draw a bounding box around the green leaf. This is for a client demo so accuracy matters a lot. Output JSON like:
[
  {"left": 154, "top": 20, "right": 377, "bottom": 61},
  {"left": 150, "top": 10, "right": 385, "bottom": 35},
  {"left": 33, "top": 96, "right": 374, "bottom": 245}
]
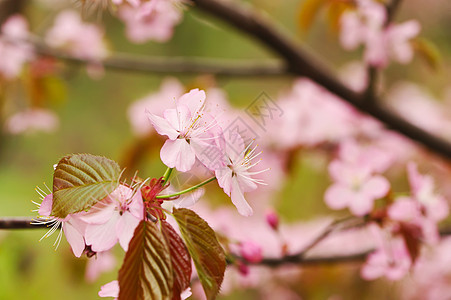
[
  {"left": 51, "top": 154, "right": 121, "bottom": 218},
  {"left": 173, "top": 208, "right": 226, "bottom": 300},
  {"left": 161, "top": 221, "right": 192, "bottom": 300},
  {"left": 412, "top": 38, "right": 442, "bottom": 71},
  {"left": 118, "top": 220, "right": 173, "bottom": 300}
]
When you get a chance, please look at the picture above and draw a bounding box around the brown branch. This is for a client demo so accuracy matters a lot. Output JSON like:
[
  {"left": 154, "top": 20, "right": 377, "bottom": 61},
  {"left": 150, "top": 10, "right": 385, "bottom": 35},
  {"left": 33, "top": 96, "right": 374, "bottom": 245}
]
[
  {"left": 0, "top": 217, "right": 51, "bottom": 229},
  {"left": 191, "top": 0, "right": 451, "bottom": 160},
  {"left": 32, "top": 41, "right": 287, "bottom": 78}
]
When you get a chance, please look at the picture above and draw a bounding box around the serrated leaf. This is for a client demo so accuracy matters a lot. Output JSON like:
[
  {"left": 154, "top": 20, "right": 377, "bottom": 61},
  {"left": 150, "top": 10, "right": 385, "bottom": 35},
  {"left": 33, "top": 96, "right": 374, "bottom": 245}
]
[
  {"left": 173, "top": 208, "right": 226, "bottom": 300},
  {"left": 412, "top": 38, "right": 442, "bottom": 71},
  {"left": 298, "top": 0, "right": 328, "bottom": 33},
  {"left": 51, "top": 154, "right": 121, "bottom": 218},
  {"left": 161, "top": 221, "right": 192, "bottom": 300},
  {"left": 118, "top": 220, "right": 173, "bottom": 300}
]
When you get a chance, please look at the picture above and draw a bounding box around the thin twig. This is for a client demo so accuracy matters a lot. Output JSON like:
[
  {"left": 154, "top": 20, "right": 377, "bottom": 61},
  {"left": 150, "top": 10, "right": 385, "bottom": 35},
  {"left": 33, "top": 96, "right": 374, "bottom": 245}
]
[
  {"left": 32, "top": 41, "right": 287, "bottom": 78},
  {"left": 191, "top": 0, "right": 451, "bottom": 160}
]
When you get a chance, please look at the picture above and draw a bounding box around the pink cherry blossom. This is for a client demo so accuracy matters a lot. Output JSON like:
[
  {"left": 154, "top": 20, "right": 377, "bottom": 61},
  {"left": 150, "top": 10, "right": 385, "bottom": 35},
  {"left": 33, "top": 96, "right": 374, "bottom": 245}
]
[
  {"left": 45, "top": 10, "right": 108, "bottom": 61},
  {"left": 147, "top": 88, "right": 221, "bottom": 172},
  {"left": 324, "top": 140, "right": 391, "bottom": 216},
  {"left": 361, "top": 224, "right": 411, "bottom": 280},
  {"left": 339, "top": 0, "right": 420, "bottom": 67},
  {"left": 117, "top": 0, "right": 182, "bottom": 43},
  {"left": 4, "top": 108, "right": 59, "bottom": 135},
  {"left": 85, "top": 251, "right": 116, "bottom": 282},
  {"left": 34, "top": 193, "right": 87, "bottom": 257},
  {"left": 81, "top": 184, "right": 144, "bottom": 252},
  {"left": 99, "top": 280, "right": 119, "bottom": 299},
  {"left": 0, "top": 14, "right": 34, "bottom": 80},
  {"left": 265, "top": 208, "right": 279, "bottom": 231},
  {"left": 128, "top": 77, "right": 184, "bottom": 137},
  {"left": 215, "top": 131, "right": 266, "bottom": 216}
]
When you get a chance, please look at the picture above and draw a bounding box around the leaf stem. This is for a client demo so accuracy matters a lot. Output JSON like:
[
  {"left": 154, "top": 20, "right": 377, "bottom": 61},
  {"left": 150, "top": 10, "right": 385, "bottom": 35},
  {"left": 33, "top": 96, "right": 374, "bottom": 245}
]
[
  {"left": 162, "top": 167, "right": 174, "bottom": 184},
  {"left": 156, "top": 177, "right": 216, "bottom": 199}
]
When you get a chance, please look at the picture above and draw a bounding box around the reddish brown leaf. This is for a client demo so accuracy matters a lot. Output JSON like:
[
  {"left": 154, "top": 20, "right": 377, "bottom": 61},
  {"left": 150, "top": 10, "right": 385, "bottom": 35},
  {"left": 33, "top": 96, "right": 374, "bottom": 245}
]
[
  {"left": 173, "top": 208, "right": 226, "bottom": 300},
  {"left": 118, "top": 220, "right": 173, "bottom": 300},
  {"left": 161, "top": 221, "right": 192, "bottom": 300}
]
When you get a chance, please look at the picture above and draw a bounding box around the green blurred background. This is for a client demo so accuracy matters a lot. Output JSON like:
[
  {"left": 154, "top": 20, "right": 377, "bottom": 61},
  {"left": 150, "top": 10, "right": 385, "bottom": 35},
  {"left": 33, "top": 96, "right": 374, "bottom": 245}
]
[{"left": 1, "top": 0, "right": 450, "bottom": 299}]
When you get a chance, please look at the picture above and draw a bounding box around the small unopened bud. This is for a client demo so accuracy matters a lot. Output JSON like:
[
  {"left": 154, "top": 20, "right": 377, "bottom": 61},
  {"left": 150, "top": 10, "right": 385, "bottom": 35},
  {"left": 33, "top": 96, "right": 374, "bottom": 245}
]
[
  {"left": 265, "top": 208, "right": 279, "bottom": 231},
  {"left": 240, "top": 240, "right": 263, "bottom": 263},
  {"left": 237, "top": 261, "right": 249, "bottom": 276}
]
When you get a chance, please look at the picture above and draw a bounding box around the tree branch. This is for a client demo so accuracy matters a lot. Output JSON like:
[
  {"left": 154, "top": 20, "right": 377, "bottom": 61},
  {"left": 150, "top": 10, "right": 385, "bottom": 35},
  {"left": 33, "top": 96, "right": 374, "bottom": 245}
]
[
  {"left": 33, "top": 41, "right": 287, "bottom": 78},
  {"left": 191, "top": 0, "right": 451, "bottom": 160}
]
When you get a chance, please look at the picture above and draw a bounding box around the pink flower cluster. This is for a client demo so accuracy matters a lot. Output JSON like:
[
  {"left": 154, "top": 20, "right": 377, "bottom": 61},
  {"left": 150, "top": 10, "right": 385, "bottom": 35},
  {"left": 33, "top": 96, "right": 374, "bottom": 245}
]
[
  {"left": 147, "top": 88, "right": 266, "bottom": 216},
  {"left": 361, "top": 162, "right": 448, "bottom": 280},
  {"left": 0, "top": 15, "right": 34, "bottom": 80},
  {"left": 45, "top": 10, "right": 108, "bottom": 61},
  {"left": 35, "top": 184, "right": 144, "bottom": 257},
  {"left": 339, "top": 0, "right": 420, "bottom": 67},
  {"left": 324, "top": 139, "right": 392, "bottom": 216},
  {"left": 116, "top": 0, "right": 183, "bottom": 43}
]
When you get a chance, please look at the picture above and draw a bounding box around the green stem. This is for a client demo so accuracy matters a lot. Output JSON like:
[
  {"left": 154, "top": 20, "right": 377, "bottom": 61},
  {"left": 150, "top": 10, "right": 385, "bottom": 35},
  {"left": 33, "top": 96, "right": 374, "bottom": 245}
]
[
  {"left": 162, "top": 167, "right": 174, "bottom": 184},
  {"left": 156, "top": 176, "right": 216, "bottom": 199}
]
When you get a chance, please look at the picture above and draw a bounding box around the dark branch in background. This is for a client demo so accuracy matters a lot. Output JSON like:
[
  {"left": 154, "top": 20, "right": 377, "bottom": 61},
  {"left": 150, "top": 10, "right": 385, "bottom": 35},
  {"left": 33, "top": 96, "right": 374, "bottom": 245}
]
[
  {"left": 4, "top": 217, "right": 450, "bottom": 268},
  {"left": 33, "top": 40, "right": 287, "bottom": 78},
  {"left": 0, "top": 0, "right": 26, "bottom": 24},
  {"left": 191, "top": 0, "right": 451, "bottom": 161}
]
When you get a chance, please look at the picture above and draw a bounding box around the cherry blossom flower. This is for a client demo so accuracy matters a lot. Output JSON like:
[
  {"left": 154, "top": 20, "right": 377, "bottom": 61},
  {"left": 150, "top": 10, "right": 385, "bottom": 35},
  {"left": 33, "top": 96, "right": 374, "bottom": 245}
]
[
  {"left": 117, "top": 0, "right": 183, "bottom": 43},
  {"left": 0, "top": 14, "right": 34, "bottom": 80},
  {"left": 4, "top": 108, "right": 59, "bottom": 135},
  {"left": 45, "top": 10, "right": 108, "bottom": 61},
  {"left": 33, "top": 191, "right": 87, "bottom": 257},
  {"left": 147, "top": 88, "right": 221, "bottom": 172},
  {"left": 128, "top": 77, "right": 184, "bottom": 137},
  {"left": 361, "top": 224, "right": 411, "bottom": 280},
  {"left": 339, "top": 0, "right": 420, "bottom": 67},
  {"left": 81, "top": 184, "right": 144, "bottom": 252},
  {"left": 85, "top": 251, "right": 116, "bottom": 282},
  {"left": 215, "top": 131, "right": 266, "bottom": 216},
  {"left": 98, "top": 280, "right": 191, "bottom": 299},
  {"left": 324, "top": 140, "right": 391, "bottom": 216}
]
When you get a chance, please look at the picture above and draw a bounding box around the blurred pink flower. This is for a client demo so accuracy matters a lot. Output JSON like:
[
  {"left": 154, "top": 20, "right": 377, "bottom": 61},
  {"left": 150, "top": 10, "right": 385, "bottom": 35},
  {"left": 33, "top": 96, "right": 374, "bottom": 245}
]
[
  {"left": 45, "top": 10, "right": 108, "bottom": 61},
  {"left": 147, "top": 89, "right": 220, "bottom": 172},
  {"left": 85, "top": 251, "right": 116, "bottom": 282},
  {"left": 0, "top": 14, "right": 33, "bottom": 79},
  {"left": 340, "top": 0, "right": 420, "bottom": 67},
  {"left": 128, "top": 77, "right": 184, "bottom": 137},
  {"left": 99, "top": 280, "right": 118, "bottom": 299},
  {"left": 324, "top": 140, "right": 391, "bottom": 216},
  {"left": 81, "top": 184, "right": 144, "bottom": 252},
  {"left": 4, "top": 108, "right": 59, "bottom": 135},
  {"left": 361, "top": 224, "right": 411, "bottom": 280},
  {"left": 118, "top": 0, "right": 182, "bottom": 43},
  {"left": 265, "top": 208, "right": 279, "bottom": 231}
]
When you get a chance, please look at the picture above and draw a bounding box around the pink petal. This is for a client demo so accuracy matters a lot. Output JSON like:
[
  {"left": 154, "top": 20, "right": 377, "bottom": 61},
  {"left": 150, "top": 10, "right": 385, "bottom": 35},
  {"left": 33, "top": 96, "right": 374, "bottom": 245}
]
[
  {"left": 164, "top": 105, "right": 191, "bottom": 133},
  {"left": 85, "top": 251, "right": 116, "bottom": 283},
  {"left": 116, "top": 212, "right": 141, "bottom": 251},
  {"left": 99, "top": 280, "right": 119, "bottom": 298},
  {"left": 361, "top": 175, "right": 390, "bottom": 199},
  {"left": 63, "top": 220, "right": 86, "bottom": 257},
  {"left": 172, "top": 188, "right": 204, "bottom": 209},
  {"left": 324, "top": 184, "right": 351, "bottom": 210},
  {"left": 85, "top": 215, "right": 119, "bottom": 252},
  {"left": 177, "top": 89, "right": 206, "bottom": 114},
  {"left": 388, "top": 198, "right": 420, "bottom": 222},
  {"left": 215, "top": 167, "right": 233, "bottom": 196},
  {"left": 127, "top": 189, "right": 144, "bottom": 220},
  {"left": 146, "top": 112, "right": 179, "bottom": 140},
  {"left": 230, "top": 177, "right": 253, "bottom": 216},
  {"left": 349, "top": 191, "right": 374, "bottom": 216},
  {"left": 160, "top": 138, "right": 196, "bottom": 172},
  {"left": 80, "top": 198, "right": 116, "bottom": 225},
  {"left": 39, "top": 194, "right": 53, "bottom": 216}
]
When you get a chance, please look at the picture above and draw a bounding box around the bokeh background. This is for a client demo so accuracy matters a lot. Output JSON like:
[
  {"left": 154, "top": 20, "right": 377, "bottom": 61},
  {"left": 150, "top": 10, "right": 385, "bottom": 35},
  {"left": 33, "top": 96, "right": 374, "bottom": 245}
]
[{"left": 1, "top": 0, "right": 451, "bottom": 299}]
